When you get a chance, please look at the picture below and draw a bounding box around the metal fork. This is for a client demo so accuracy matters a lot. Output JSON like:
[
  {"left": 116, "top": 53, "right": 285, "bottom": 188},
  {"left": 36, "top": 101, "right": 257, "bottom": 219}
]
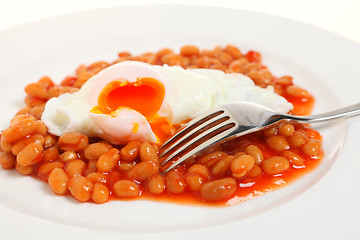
[{"left": 159, "top": 101, "right": 360, "bottom": 173}]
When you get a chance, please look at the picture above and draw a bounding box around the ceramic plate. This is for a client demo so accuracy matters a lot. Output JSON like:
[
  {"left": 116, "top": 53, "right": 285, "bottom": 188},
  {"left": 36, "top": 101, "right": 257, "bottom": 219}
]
[{"left": 0, "top": 5, "right": 359, "bottom": 239}]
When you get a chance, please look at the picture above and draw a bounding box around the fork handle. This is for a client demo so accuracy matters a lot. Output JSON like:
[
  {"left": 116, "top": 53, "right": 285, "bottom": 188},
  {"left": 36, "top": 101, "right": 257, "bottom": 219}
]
[{"left": 283, "top": 102, "right": 360, "bottom": 123}]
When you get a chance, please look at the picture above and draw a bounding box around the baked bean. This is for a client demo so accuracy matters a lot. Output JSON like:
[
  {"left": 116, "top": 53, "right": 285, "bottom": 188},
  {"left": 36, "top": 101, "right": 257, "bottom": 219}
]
[
  {"left": 185, "top": 173, "right": 204, "bottom": 192},
  {"left": 231, "top": 155, "right": 255, "bottom": 178},
  {"left": 15, "top": 162, "right": 33, "bottom": 175},
  {"left": 0, "top": 151, "right": 15, "bottom": 169},
  {"left": 302, "top": 139, "right": 321, "bottom": 157},
  {"left": 16, "top": 107, "right": 31, "bottom": 116},
  {"left": 86, "top": 172, "right": 108, "bottom": 184},
  {"left": 58, "top": 132, "right": 88, "bottom": 151},
  {"left": 288, "top": 131, "right": 308, "bottom": 148},
  {"left": 38, "top": 76, "right": 54, "bottom": 89},
  {"left": 24, "top": 133, "right": 46, "bottom": 145},
  {"left": 198, "top": 151, "right": 228, "bottom": 168},
  {"left": 139, "top": 142, "right": 158, "bottom": 163},
  {"left": 16, "top": 141, "right": 43, "bottom": 166},
  {"left": 127, "top": 161, "right": 158, "bottom": 181},
  {"left": 165, "top": 171, "right": 186, "bottom": 194},
  {"left": 120, "top": 141, "right": 141, "bottom": 161},
  {"left": 275, "top": 75, "right": 293, "bottom": 86},
  {"left": 113, "top": 180, "right": 140, "bottom": 198},
  {"left": 25, "top": 82, "right": 47, "bottom": 99},
  {"left": 219, "top": 52, "right": 233, "bottom": 64},
  {"left": 44, "top": 135, "right": 57, "bottom": 148},
  {"left": 286, "top": 85, "right": 310, "bottom": 98},
  {"left": 91, "top": 183, "right": 110, "bottom": 204},
  {"left": 74, "top": 72, "right": 94, "bottom": 88},
  {"left": 245, "top": 145, "right": 263, "bottom": 165},
  {"left": 224, "top": 44, "right": 242, "bottom": 59},
  {"left": 246, "top": 165, "right": 263, "bottom": 178},
  {"left": 248, "top": 70, "right": 271, "bottom": 86},
  {"left": 48, "top": 168, "right": 69, "bottom": 195},
  {"left": 180, "top": 45, "right": 200, "bottom": 56},
  {"left": 187, "top": 164, "right": 210, "bottom": 179},
  {"left": 34, "top": 120, "right": 47, "bottom": 135},
  {"left": 43, "top": 146, "right": 59, "bottom": 162},
  {"left": 86, "top": 61, "right": 109, "bottom": 72},
  {"left": 259, "top": 69, "right": 273, "bottom": 81},
  {"left": 261, "top": 156, "right": 290, "bottom": 175},
  {"left": 61, "top": 76, "right": 77, "bottom": 87},
  {"left": 10, "top": 142, "right": 25, "bottom": 156},
  {"left": 59, "top": 151, "right": 78, "bottom": 162},
  {"left": 234, "top": 152, "right": 246, "bottom": 158},
  {"left": 117, "top": 161, "right": 136, "bottom": 172},
  {"left": 274, "top": 85, "right": 285, "bottom": 96},
  {"left": 192, "top": 56, "right": 209, "bottom": 68},
  {"left": 11, "top": 134, "right": 45, "bottom": 155},
  {"left": 83, "top": 142, "right": 111, "bottom": 161},
  {"left": 10, "top": 114, "right": 34, "bottom": 126},
  {"left": 96, "top": 148, "right": 120, "bottom": 173},
  {"left": 211, "top": 156, "right": 234, "bottom": 178},
  {"left": 68, "top": 176, "right": 94, "bottom": 202},
  {"left": 156, "top": 48, "right": 173, "bottom": 58},
  {"left": 84, "top": 159, "right": 97, "bottom": 176},
  {"left": 28, "top": 106, "right": 44, "bottom": 119},
  {"left": 199, "top": 49, "right": 213, "bottom": 57},
  {"left": 1, "top": 136, "right": 12, "bottom": 152},
  {"left": 228, "top": 59, "right": 245, "bottom": 73},
  {"left": 181, "top": 56, "right": 191, "bottom": 67},
  {"left": 213, "top": 46, "right": 223, "bottom": 57},
  {"left": 282, "top": 150, "right": 304, "bottom": 166},
  {"left": 2, "top": 117, "right": 36, "bottom": 143},
  {"left": 278, "top": 123, "right": 295, "bottom": 137},
  {"left": 152, "top": 144, "right": 159, "bottom": 153},
  {"left": 200, "top": 178, "right": 237, "bottom": 201},
  {"left": 185, "top": 164, "right": 210, "bottom": 191},
  {"left": 47, "top": 86, "right": 78, "bottom": 98},
  {"left": 263, "top": 126, "right": 278, "bottom": 137},
  {"left": 266, "top": 135, "right": 290, "bottom": 151},
  {"left": 162, "top": 54, "right": 182, "bottom": 66},
  {"left": 243, "top": 62, "right": 260, "bottom": 74},
  {"left": 146, "top": 174, "right": 165, "bottom": 194},
  {"left": 25, "top": 95, "right": 45, "bottom": 107},
  {"left": 38, "top": 161, "right": 65, "bottom": 180},
  {"left": 305, "top": 128, "right": 321, "bottom": 140},
  {"left": 65, "top": 159, "right": 86, "bottom": 177},
  {"left": 245, "top": 50, "right": 262, "bottom": 63}
]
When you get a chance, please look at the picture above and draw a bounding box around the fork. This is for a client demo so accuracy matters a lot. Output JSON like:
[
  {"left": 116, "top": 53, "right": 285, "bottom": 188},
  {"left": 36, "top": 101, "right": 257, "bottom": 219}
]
[{"left": 159, "top": 101, "right": 360, "bottom": 173}]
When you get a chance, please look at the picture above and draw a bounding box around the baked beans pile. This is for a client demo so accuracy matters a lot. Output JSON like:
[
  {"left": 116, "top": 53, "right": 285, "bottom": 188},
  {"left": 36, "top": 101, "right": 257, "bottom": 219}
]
[{"left": 0, "top": 45, "right": 323, "bottom": 205}]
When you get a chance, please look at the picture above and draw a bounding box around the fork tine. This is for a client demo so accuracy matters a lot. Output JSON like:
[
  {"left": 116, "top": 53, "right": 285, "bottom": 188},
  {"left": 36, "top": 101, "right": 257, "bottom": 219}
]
[
  {"left": 162, "top": 125, "right": 237, "bottom": 173},
  {"left": 159, "top": 107, "right": 224, "bottom": 155},
  {"left": 160, "top": 118, "right": 236, "bottom": 166},
  {"left": 159, "top": 110, "right": 229, "bottom": 158}
]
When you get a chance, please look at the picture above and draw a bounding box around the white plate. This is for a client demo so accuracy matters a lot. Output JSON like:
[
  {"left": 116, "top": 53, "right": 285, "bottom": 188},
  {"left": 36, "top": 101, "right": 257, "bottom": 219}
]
[{"left": 0, "top": 5, "right": 360, "bottom": 239}]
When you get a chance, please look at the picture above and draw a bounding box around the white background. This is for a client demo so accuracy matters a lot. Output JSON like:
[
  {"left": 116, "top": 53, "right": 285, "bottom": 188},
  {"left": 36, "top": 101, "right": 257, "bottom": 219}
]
[
  {"left": 1, "top": 1, "right": 360, "bottom": 239},
  {"left": 1, "top": 0, "right": 360, "bottom": 44}
]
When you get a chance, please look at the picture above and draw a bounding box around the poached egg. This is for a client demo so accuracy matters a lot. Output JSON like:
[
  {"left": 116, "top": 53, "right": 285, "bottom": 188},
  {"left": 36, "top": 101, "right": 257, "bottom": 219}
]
[{"left": 41, "top": 61, "right": 293, "bottom": 144}]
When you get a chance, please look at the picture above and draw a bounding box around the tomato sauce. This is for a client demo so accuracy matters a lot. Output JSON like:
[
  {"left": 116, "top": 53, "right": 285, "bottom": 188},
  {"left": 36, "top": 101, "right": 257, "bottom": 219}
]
[
  {"left": 0, "top": 45, "right": 324, "bottom": 206},
  {"left": 110, "top": 93, "right": 322, "bottom": 206}
]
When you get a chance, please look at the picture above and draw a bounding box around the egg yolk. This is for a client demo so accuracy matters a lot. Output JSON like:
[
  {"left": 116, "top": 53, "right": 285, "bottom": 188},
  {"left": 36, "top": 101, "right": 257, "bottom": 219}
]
[
  {"left": 97, "top": 78, "right": 164, "bottom": 115},
  {"left": 92, "top": 78, "right": 175, "bottom": 143}
]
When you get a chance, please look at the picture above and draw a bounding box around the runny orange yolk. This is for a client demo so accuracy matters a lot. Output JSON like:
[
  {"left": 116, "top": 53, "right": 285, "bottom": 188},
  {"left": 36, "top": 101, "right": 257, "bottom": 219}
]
[{"left": 91, "top": 78, "right": 175, "bottom": 143}]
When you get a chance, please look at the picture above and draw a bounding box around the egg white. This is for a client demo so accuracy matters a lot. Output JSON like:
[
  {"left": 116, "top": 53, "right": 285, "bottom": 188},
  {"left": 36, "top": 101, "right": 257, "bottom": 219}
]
[{"left": 41, "top": 61, "right": 293, "bottom": 143}]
